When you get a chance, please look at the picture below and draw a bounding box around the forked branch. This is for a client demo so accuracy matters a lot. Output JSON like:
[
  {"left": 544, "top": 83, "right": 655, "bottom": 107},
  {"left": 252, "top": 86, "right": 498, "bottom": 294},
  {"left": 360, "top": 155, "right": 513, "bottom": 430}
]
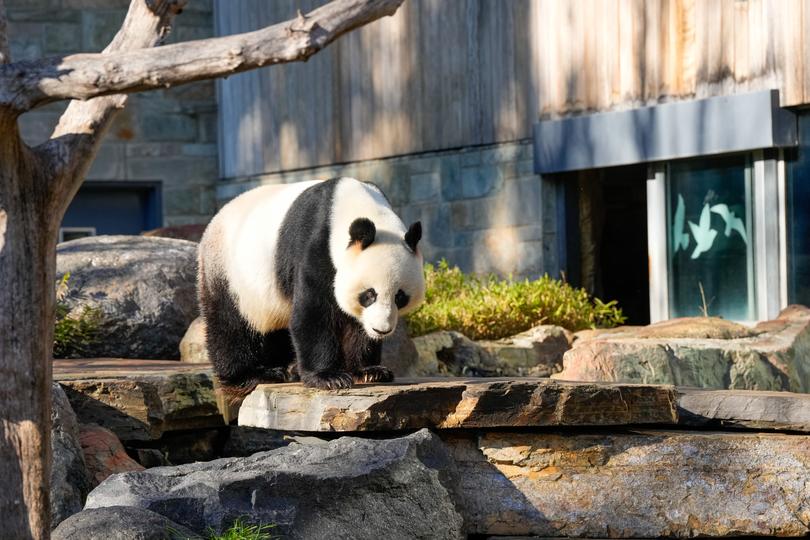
[
  {"left": 0, "top": 0, "right": 404, "bottom": 112},
  {"left": 36, "top": 0, "right": 187, "bottom": 208},
  {"left": 0, "top": 0, "right": 10, "bottom": 65}
]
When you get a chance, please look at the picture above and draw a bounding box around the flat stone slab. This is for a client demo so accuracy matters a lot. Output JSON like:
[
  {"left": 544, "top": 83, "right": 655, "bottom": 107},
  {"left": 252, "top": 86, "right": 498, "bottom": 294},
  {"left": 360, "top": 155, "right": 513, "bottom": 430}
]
[
  {"left": 677, "top": 388, "right": 810, "bottom": 432},
  {"left": 55, "top": 359, "right": 225, "bottom": 441},
  {"left": 450, "top": 429, "right": 810, "bottom": 537},
  {"left": 238, "top": 378, "right": 679, "bottom": 431}
]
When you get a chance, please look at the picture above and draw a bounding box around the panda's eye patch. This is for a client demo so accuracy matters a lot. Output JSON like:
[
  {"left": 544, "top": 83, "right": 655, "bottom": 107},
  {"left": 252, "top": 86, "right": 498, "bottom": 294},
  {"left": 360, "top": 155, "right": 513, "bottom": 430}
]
[
  {"left": 358, "top": 288, "right": 377, "bottom": 307},
  {"left": 395, "top": 289, "right": 409, "bottom": 309}
]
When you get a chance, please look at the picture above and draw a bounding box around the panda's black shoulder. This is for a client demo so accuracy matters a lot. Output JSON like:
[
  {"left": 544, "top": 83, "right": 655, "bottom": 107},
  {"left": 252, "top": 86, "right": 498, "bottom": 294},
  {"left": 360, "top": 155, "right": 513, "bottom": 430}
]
[{"left": 275, "top": 179, "right": 340, "bottom": 298}]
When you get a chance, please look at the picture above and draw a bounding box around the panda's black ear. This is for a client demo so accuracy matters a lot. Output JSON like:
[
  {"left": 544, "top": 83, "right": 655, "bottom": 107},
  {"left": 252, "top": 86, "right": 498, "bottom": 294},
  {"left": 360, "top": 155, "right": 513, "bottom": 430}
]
[
  {"left": 348, "top": 218, "right": 376, "bottom": 250},
  {"left": 404, "top": 221, "right": 422, "bottom": 252}
]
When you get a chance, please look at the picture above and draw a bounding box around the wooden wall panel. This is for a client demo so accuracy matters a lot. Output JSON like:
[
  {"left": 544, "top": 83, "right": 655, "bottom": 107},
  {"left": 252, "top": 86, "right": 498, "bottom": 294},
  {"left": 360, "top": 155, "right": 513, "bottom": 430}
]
[{"left": 215, "top": 0, "right": 810, "bottom": 179}]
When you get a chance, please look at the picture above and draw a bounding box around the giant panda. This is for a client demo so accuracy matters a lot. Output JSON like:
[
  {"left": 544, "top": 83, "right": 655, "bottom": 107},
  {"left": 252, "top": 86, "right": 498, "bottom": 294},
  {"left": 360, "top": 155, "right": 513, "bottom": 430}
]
[{"left": 198, "top": 177, "right": 425, "bottom": 392}]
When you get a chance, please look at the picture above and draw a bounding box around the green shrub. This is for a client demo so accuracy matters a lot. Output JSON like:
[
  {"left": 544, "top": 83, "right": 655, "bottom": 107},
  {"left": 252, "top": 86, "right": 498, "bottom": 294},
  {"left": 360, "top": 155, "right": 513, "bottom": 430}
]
[
  {"left": 53, "top": 273, "right": 101, "bottom": 358},
  {"left": 406, "top": 260, "right": 626, "bottom": 340},
  {"left": 205, "top": 519, "right": 276, "bottom": 540}
]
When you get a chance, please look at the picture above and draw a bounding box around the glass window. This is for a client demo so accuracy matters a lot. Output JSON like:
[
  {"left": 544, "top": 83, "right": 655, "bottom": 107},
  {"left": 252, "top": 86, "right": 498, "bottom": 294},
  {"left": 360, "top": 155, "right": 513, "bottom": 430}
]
[
  {"left": 787, "top": 114, "right": 810, "bottom": 306},
  {"left": 666, "top": 155, "right": 756, "bottom": 320}
]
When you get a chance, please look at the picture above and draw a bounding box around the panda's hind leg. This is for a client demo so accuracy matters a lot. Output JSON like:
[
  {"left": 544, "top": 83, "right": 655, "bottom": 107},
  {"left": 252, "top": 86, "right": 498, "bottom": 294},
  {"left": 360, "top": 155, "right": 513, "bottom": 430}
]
[{"left": 200, "top": 276, "right": 292, "bottom": 395}]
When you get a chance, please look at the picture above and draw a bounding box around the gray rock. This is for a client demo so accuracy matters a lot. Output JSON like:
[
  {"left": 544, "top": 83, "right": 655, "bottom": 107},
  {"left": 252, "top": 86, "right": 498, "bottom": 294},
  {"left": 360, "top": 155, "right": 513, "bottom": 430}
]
[
  {"left": 179, "top": 317, "right": 208, "bottom": 363},
  {"left": 222, "top": 426, "right": 291, "bottom": 457},
  {"left": 478, "top": 325, "right": 571, "bottom": 377},
  {"left": 52, "top": 506, "right": 198, "bottom": 540},
  {"left": 555, "top": 306, "right": 810, "bottom": 392},
  {"left": 85, "top": 429, "right": 464, "bottom": 539},
  {"left": 56, "top": 235, "right": 199, "bottom": 359},
  {"left": 412, "top": 331, "right": 499, "bottom": 376},
  {"left": 51, "top": 383, "right": 91, "bottom": 529},
  {"left": 380, "top": 319, "right": 420, "bottom": 376}
]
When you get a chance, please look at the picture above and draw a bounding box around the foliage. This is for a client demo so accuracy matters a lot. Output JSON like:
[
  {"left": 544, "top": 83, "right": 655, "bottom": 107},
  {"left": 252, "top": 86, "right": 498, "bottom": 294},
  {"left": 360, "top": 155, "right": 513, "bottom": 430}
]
[
  {"left": 53, "top": 273, "right": 101, "bottom": 358},
  {"left": 406, "top": 260, "right": 626, "bottom": 340},
  {"left": 204, "top": 519, "right": 277, "bottom": 540}
]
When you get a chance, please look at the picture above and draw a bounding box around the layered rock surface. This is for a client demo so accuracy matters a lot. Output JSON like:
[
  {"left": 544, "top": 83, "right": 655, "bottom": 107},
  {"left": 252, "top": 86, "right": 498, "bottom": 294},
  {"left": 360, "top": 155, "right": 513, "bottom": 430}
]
[
  {"left": 55, "top": 359, "right": 224, "bottom": 441},
  {"left": 238, "top": 378, "right": 679, "bottom": 431},
  {"left": 51, "top": 383, "right": 91, "bottom": 529},
  {"left": 451, "top": 430, "right": 810, "bottom": 537},
  {"left": 556, "top": 306, "right": 810, "bottom": 391}
]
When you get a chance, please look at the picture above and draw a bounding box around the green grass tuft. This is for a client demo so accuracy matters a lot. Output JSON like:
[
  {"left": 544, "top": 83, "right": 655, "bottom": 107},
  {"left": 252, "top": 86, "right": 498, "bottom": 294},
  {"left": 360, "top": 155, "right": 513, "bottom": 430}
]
[
  {"left": 53, "top": 273, "right": 102, "bottom": 358},
  {"left": 406, "top": 259, "right": 626, "bottom": 340},
  {"left": 206, "top": 519, "right": 276, "bottom": 540}
]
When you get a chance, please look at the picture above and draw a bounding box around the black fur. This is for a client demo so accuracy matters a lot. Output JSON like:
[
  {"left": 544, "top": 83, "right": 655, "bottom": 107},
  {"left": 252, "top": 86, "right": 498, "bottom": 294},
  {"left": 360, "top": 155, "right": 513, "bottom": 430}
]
[
  {"left": 405, "top": 221, "right": 422, "bottom": 252},
  {"left": 199, "top": 275, "right": 295, "bottom": 393},
  {"left": 274, "top": 178, "right": 391, "bottom": 389},
  {"left": 348, "top": 217, "right": 376, "bottom": 249}
]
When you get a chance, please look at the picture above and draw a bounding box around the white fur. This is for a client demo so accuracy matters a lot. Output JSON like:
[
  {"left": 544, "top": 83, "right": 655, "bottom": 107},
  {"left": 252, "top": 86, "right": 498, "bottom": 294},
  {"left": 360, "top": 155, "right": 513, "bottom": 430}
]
[
  {"left": 330, "top": 179, "right": 426, "bottom": 339},
  {"left": 199, "top": 177, "right": 425, "bottom": 339},
  {"left": 199, "top": 181, "right": 320, "bottom": 334}
]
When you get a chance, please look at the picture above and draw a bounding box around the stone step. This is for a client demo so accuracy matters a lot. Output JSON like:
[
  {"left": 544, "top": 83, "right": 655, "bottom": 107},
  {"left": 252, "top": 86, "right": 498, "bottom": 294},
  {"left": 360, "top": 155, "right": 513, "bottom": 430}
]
[
  {"left": 238, "top": 377, "right": 810, "bottom": 433},
  {"left": 55, "top": 359, "right": 810, "bottom": 438},
  {"left": 237, "top": 378, "right": 679, "bottom": 431},
  {"left": 677, "top": 388, "right": 810, "bottom": 432},
  {"left": 451, "top": 429, "right": 810, "bottom": 537},
  {"left": 54, "top": 359, "right": 226, "bottom": 441}
]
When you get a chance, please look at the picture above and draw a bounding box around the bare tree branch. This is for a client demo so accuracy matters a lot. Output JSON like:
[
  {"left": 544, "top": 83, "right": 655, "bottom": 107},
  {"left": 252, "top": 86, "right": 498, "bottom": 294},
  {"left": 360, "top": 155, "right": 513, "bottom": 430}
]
[
  {"left": 36, "top": 0, "right": 186, "bottom": 210},
  {"left": 1, "top": 0, "right": 404, "bottom": 112},
  {"left": 0, "top": 0, "right": 10, "bottom": 65}
]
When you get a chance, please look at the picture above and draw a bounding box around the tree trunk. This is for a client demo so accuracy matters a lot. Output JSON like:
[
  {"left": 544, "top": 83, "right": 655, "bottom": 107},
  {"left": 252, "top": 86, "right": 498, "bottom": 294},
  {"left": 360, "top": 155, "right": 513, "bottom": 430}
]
[
  {"left": 0, "top": 110, "right": 55, "bottom": 537},
  {"left": 0, "top": 1, "right": 405, "bottom": 534}
]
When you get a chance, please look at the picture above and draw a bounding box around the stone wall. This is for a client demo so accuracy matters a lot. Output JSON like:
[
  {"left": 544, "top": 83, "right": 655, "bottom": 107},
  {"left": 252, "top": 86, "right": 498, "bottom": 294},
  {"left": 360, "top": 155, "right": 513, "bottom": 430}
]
[
  {"left": 218, "top": 140, "right": 561, "bottom": 278},
  {"left": 7, "top": 0, "right": 217, "bottom": 227}
]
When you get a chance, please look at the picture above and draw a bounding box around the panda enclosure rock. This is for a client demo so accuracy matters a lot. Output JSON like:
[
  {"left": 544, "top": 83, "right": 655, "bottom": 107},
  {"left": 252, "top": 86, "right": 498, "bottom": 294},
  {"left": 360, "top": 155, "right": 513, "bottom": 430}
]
[
  {"left": 50, "top": 383, "right": 91, "bottom": 529},
  {"left": 77, "top": 379, "right": 810, "bottom": 538},
  {"left": 55, "top": 235, "right": 199, "bottom": 359},
  {"left": 84, "top": 429, "right": 465, "bottom": 539}
]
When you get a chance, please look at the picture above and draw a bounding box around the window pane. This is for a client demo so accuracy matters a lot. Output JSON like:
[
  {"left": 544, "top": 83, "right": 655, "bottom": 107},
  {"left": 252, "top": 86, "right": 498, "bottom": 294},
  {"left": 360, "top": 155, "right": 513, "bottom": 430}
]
[
  {"left": 666, "top": 155, "right": 756, "bottom": 320},
  {"left": 787, "top": 114, "right": 810, "bottom": 306}
]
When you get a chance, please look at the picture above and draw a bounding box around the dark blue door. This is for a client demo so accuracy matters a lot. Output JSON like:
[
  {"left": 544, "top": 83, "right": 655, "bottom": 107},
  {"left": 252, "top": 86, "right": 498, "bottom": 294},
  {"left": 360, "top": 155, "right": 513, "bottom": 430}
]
[{"left": 60, "top": 181, "right": 162, "bottom": 241}]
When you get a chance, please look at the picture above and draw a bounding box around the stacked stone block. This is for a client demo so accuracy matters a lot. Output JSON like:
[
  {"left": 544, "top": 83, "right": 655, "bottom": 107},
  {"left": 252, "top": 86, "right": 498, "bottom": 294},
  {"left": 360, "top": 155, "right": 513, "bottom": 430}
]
[
  {"left": 6, "top": 0, "right": 217, "bottom": 226},
  {"left": 217, "top": 140, "right": 559, "bottom": 278}
]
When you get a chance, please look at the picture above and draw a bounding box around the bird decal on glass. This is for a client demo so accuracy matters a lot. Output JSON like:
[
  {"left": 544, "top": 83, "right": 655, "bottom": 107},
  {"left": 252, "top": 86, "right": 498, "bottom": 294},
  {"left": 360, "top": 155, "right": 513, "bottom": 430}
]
[
  {"left": 710, "top": 203, "right": 748, "bottom": 245},
  {"left": 672, "top": 194, "right": 690, "bottom": 253},
  {"left": 687, "top": 203, "right": 718, "bottom": 259}
]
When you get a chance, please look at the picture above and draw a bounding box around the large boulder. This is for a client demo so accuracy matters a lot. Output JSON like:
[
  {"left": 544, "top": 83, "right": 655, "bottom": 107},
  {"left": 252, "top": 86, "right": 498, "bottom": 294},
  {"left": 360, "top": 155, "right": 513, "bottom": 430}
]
[
  {"left": 85, "top": 429, "right": 464, "bottom": 539},
  {"left": 56, "top": 235, "right": 199, "bottom": 359},
  {"left": 477, "top": 324, "right": 571, "bottom": 377},
  {"left": 79, "top": 424, "right": 144, "bottom": 487},
  {"left": 51, "top": 383, "right": 91, "bottom": 529},
  {"left": 52, "top": 506, "right": 197, "bottom": 540},
  {"left": 411, "top": 331, "right": 499, "bottom": 376},
  {"left": 380, "top": 319, "right": 420, "bottom": 376},
  {"left": 451, "top": 430, "right": 810, "bottom": 537},
  {"left": 555, "top": 306, "right": 810, "bottom": 392}
]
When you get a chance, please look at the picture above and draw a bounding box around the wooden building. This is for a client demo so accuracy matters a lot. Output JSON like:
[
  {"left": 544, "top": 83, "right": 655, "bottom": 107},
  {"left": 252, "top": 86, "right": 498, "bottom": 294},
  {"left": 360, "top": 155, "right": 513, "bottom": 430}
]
[{"left": 214, "top": 0, "right": 810, "bottom": 325}]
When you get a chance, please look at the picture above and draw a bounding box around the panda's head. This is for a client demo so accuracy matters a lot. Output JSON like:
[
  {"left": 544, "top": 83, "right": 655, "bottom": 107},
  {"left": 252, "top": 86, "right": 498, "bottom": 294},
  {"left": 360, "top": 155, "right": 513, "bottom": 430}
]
[{"left": 334, "top": 218, "right": 426, "bottom": 340}]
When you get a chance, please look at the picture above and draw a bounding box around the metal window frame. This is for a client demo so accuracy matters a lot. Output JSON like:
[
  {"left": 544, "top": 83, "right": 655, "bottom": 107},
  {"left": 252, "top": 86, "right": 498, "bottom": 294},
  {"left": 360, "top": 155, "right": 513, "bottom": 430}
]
[
  {"left": 646, "top": 165, "right": 668, "bottom": 323},
  {"left": 648, "top": 152, "right": 787, "bottom": 323},
  {"left": 58, "top": 226, "right": 97, "bottom": 243}
]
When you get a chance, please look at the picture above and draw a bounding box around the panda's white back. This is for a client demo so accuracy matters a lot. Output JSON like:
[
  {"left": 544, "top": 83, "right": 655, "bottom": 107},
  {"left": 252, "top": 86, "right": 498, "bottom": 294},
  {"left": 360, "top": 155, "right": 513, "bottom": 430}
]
[
  {"left": 199, "top": 180, "right": 320, "bottom": 334},
  {"left": 199, "top": 177, "right": 407, "bottom": 335}
]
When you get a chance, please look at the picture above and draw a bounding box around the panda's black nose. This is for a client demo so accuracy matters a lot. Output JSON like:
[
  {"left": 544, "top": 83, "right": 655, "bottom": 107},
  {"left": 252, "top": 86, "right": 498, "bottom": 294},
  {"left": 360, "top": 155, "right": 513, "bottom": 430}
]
[{"left": 373, "top": 327, "right": 393, "bottom": 336}]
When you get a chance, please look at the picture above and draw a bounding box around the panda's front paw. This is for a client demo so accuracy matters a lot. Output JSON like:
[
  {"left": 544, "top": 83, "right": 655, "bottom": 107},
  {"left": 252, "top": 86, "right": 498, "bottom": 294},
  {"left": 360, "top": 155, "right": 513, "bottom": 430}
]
[
  {"left": 302, "top": 370, "right": 354, "bottom": 390},
  {"left": 354, "top": 366, "right": 394, "bottom": 384}
]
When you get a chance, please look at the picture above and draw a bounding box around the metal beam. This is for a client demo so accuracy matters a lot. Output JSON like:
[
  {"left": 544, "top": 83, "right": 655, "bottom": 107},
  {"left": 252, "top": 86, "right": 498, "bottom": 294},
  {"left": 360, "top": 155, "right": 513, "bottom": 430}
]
[{"left": 534, "top": 90, "right": 797, "bottom": 174}]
